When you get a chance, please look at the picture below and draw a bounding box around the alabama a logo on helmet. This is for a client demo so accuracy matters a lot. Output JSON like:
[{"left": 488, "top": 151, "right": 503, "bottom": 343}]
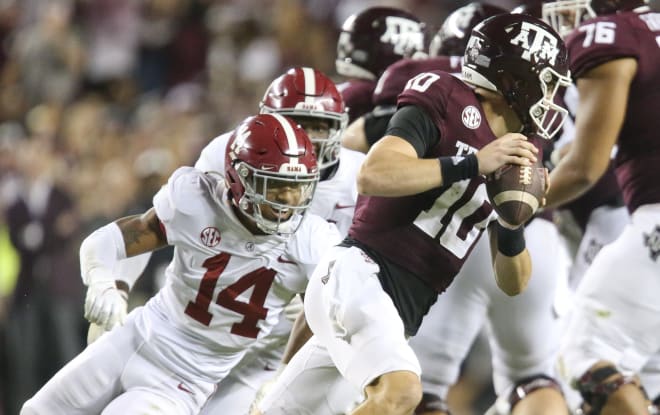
[
  {"left": 381, "top": 17, "right": 424, "bottom": 55},
  {"left": 509, "top": 22, "right": 559, "bottom": 65},
  {"left": 229, "top": 122, "right": 251, "bottom": 159}
]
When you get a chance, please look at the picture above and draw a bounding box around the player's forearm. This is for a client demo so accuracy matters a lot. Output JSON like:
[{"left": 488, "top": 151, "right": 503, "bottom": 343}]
[
  {"left": 545, "top": 154, "right": 604, "bottom": 209},
  {"left": 281, "top": 310, "right": 313, "bottom": 364},
  {"left": 357, "top": 151, "right": 441, "bottom": 197},
  {"left": 493, "top": 249, "right": 531, "bottom": 296},
  {"left": 80, "top": 222, "right": 128, "bottom": 286}
]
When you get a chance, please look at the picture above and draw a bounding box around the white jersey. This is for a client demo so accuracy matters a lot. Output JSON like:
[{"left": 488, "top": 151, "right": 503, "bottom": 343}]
[
  {"left": 147, "top": 166, "right": 341, "bottom": 359},
  {"left": 195, "top": 132, "right": 365, "bottom": 237}
]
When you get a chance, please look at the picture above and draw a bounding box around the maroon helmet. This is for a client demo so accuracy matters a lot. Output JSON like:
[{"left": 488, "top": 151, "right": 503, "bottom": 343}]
[
  {"left": 336, "top": 7, "right": 425, "bottom": 80},
  {"left": 462, "top": 13, "right": 571, "bottom": 139},
  {"left": 429, "top": 2, "right": 507, "bottom": 57},
  {"left": 225, "top": 114, "right": 319, "bottom": 235},
  {"left": 512, "top": 1, "right": 545, "bottom": 18},
  {"left": 542, "top": 0, "right": 646, "bottom": 37},
  {"left": 260, "top": 67, "right": 348, "bottom": 173}
]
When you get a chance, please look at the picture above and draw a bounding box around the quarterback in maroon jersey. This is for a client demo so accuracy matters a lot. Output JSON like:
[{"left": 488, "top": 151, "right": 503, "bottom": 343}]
[{"left": 256, "top": 13, "right": 569, "bottom": 415}]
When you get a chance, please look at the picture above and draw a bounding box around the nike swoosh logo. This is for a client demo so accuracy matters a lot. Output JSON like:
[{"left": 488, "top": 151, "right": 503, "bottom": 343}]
[
  {"left": 334, "top": 203, "right": 355, "bottom": 210},
  {"left": 277, "top": 255, "right": 296, "bottom": 264},
  {"left": 177, "top": 382, "right": 195, "bottom": 395}
]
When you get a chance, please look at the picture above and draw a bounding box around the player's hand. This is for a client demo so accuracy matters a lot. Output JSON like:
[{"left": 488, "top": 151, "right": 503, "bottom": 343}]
[
  {"left": 84, "top": 279, "right": 127, "bottom": 331},
  {"left": 476, "top": 133, "right": 538, "bottom": 175}
]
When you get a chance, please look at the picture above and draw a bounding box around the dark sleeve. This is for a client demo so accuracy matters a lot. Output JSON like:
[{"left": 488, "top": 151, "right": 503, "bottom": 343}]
[
  {"left": 385, "top": 105, "right": 440, "bottom": 157},
  {"left": 363, "top": 105, "right": 397, "bottom": 147}
]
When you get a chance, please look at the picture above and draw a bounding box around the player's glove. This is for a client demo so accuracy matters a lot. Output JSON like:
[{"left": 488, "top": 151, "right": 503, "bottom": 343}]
[{"left": 84, "top": 279, "right": 127, "bottom": 331}]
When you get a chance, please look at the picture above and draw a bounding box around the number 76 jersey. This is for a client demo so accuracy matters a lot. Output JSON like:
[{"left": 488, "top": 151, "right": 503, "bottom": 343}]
[{"left": 146, "top": 167, "right": 341, "bottom": 354}]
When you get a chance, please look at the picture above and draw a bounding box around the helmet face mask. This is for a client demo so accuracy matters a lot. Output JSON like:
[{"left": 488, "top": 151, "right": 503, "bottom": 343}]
[
  {"left": 260, "top": 67, "right": 348, "bottom": 173},
  {"left": 542, "top": 0, "right": 647, "bottom": 37},
  {"left": 542, "top": 0, "right": 596, "bottom": 37},
  {"left": 225, "top": 114, "right": 320, "bottom": 235},
  {"left": 234, "top": 162, "right": 317, "bottom": 235},
  {"left": 336, "top": 7, "right": 425, "bottom": 80},
  {"left": 461, "top": 13, "right": 571, "bottom": 139}
]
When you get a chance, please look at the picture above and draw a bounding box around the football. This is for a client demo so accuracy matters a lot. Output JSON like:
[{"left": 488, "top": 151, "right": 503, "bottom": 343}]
[{"left": 486, "top": 159, "right": 546, "bottom": 227}]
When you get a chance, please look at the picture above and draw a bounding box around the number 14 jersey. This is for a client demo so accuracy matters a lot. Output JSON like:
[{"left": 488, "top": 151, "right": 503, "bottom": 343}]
[{"left": 139, "top": 167, "right": 341, "bottom": 382}]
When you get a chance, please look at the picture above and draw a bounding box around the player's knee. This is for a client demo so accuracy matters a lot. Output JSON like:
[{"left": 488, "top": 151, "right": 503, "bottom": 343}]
[
  {"left": 574, "top": 364, "right": 646, "bottom": 415},
  {"left": 366, "top": 372, "right": 423, "bottom": 414}
]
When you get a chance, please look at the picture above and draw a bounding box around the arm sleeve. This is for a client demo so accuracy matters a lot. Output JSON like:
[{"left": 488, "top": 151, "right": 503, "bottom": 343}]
[{"left": 385, "top": 105, "right": 440, "bottom": 157}]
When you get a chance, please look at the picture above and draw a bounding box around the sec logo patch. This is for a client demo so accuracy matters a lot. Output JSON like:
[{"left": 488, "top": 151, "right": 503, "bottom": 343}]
[
  {"left": 462, "top": 105, "right": 481, "bottom": 129},
  {"left": 200, "top": 227, "right": 221, "bottom": 247}
]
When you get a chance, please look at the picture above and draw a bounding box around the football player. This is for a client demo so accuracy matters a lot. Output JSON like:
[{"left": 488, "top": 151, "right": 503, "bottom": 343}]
[
  {"left": 335, "top": 6, "right": 425, "bottom": 123},
  {"left": 197, "top": 67, "right": 365, "bottom": 415},
  {"left": 255, "top": 13, "right": 569, "bottom": 415},
  {"left": 344, "top": 5, "right": 572, "bottom": 414},
  {"left": 541, "top": 0, "right": 660, "bottom": 414},
  {"left": 20, "top": 114, "right": 342, "bottom": 415}
]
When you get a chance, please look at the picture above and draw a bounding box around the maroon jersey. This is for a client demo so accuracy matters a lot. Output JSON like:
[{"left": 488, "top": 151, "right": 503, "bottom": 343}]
[
  {"left": 349, "top": 71, "right": 498, "bottom": 293},
  {"left": 336, "top": 79, "right": 377, "bottom": 123},
  {"left": 566, "top": 9, "right": 660, "bottom": 213},
  {"left": 372, "top": 56, "right": 463, "bottom": 107}
]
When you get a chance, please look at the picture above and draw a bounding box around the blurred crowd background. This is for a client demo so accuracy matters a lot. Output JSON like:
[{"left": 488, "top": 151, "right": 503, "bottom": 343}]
[{"left": 0, "top": 0, "right": 519, "bottom": 414}]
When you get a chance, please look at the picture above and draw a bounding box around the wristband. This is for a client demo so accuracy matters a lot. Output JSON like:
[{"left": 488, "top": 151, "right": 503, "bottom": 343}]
[
  {"left": 496, "top": 221, "right": 526, "bottom": 257},
  {"left": 439, "top": 153, "right": 479, "bottom": 186}
]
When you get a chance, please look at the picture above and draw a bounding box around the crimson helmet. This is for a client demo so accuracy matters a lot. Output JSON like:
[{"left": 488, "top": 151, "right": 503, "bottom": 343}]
[
  {"left": 462, "top": 13, "right": 571, "bottom": 139},
  {"left": 336, "top": 7, "right": 425, "bottom": 80},
  {"left": 542, "top": 0, "right": 646, "bottom": 37},
  {"left": 260, "top": 67, "right": 348, "bottom": 173},
  {"left": 429, "top": 2, "right": 507, "bottom": 57},
  {"left": 225, "top": 114, "right": 319, "bottom": 235}
]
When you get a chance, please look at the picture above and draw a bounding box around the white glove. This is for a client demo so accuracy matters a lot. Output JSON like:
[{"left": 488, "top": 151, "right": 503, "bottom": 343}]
[
  {"left": 84, "top": 279, "right": 127, "bottom": 331},
  {"left": 86, "top": 322, "right": 107, "bottom": 344}
]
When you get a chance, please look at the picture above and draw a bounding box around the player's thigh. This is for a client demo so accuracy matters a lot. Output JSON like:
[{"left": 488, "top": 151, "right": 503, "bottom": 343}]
[
  {"left": 305, "top": 245, "right": 421, "bottom": 390},
  {"left": 202, "top": 363, "right": 273, "bottom": 415},
  {"left": 259, "top": 337, "right": 363, "bottom": 415},
  {"left": 409, "top": 234, "right": 491, "bottom": 396},
  {"left": 102, "top": 389, "right": 189, "bottom": 415},
  {"left": 21, "top": 315, "right": 142, "bottom": 415},
  {"left": 560, "top": 210, "right": 660, "bottom": 383},
  {"left": 488, "top": 218, "right": 569, "bottom": 393}
]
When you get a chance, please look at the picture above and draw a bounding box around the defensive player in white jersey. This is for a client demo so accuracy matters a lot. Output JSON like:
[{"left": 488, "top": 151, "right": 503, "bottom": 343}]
[
  {"left": 195, "top": 67, "right": 364, "bottom": 415},
  {"left": 20, "top": 113, "right": 342, "bottom": 415}
]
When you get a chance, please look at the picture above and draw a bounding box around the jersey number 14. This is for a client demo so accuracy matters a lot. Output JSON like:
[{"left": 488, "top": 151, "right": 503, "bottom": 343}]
[{"left": 184, "top": 252, "right": 276, "bottom": 338}]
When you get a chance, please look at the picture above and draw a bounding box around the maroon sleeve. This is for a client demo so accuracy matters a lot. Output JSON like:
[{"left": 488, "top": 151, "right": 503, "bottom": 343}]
[
  {"left": 566, "top": 14, "right": 639, "bottom": 79},
  {"left": 397, "top": 70, "right": 452, "bottom": 137}
]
